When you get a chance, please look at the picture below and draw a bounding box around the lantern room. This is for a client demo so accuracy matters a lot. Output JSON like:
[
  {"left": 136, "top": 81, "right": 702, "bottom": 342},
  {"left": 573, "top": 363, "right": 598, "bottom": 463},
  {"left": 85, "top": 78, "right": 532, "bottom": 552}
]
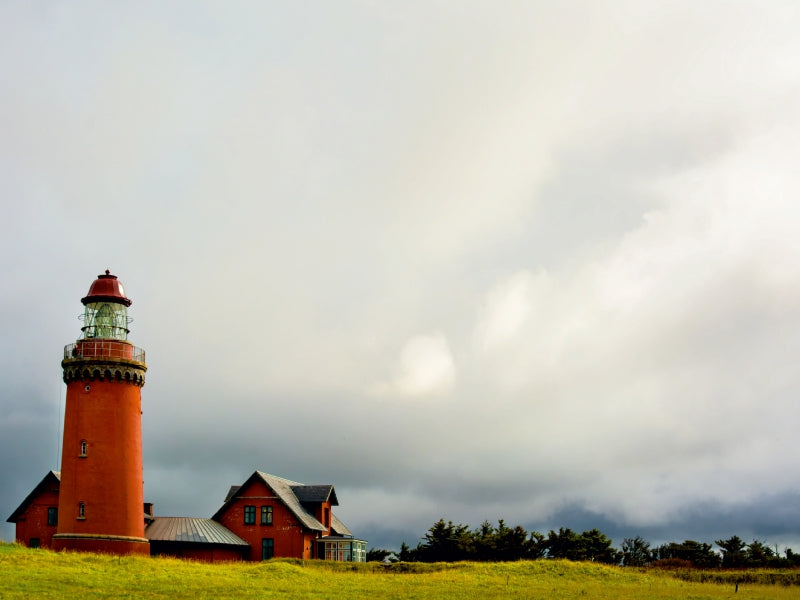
[{"left": 79, "top": 270, "right": 132, "bottom": 341}]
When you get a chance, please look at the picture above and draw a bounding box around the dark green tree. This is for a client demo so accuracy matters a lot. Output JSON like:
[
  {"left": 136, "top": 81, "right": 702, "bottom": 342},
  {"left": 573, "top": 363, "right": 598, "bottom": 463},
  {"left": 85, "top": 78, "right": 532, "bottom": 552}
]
[
  {"left": 420, "top": 519, "right": 472, "bottom": 562},
  {"left": 715, "top": 535, "right": 746, "bottom": 568},
  {"left": 492, "top": 520, "right": 529, "bottom": 561},
  {"left": 544, "top": 528, "right": 585, "bottom": 560},
  {"left": 621, "top": 536, "right": 651, "bottom": 566},
  {"left": 785, "top": 548, "right": 800, "bottom": 567},
  {"left": 654, "top": 540, "right": 720, "bottom": 568},
  {"left": 470, "top": 520, "right": 529, "bottom": 561},
  {"left": 526, "top": 530, "right": 547, "bottom": 559},
  {"left": 544, "top": 527, "right": 620, "bottom": 563},
  {"left": 398, "top": 541, "right": 419, "bottom": 562},
  {"left": 580, "top": 528, "right": 621, "bottom": 564},
  {"left": 745, "top": 540, "right": 774, "bottom": 568},
  {"left": 472, "top": 520, "right": 496, "bottom": 560}
]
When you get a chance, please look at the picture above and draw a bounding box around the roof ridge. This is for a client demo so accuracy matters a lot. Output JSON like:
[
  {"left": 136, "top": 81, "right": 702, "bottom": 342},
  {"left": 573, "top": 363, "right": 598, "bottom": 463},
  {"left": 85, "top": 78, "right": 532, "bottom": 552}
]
[
  {"left": 212, "top": 470, "right": 328, "bottom": 532},
  {"left": 256, "top": 470, "right": 303, "bottom": 486}
]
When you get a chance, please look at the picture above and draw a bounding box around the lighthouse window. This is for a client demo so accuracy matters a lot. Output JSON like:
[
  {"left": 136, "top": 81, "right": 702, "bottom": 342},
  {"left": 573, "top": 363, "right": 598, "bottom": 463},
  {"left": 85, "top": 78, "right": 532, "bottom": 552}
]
[
  {"left": 94, "top": 304, "right": 115, "bottom": 338},
  {"left": 78, "top": 502, "right": 86, "bottom": 519},
  {"left": 79, "top": 440, "right": 88, "bottom": 457},
  {"left": 81, "top": 302, "right": 129, "bottom": 341},
  {"left": 244, "top": 505, "right": 256, "bottom": 525}
]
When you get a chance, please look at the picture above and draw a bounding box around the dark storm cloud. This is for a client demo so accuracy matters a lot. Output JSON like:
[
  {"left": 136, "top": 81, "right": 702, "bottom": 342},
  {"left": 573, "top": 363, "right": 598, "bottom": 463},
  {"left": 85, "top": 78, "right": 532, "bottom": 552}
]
[{"left": 531, "top": 493, "right": 800, "bottom": 552}]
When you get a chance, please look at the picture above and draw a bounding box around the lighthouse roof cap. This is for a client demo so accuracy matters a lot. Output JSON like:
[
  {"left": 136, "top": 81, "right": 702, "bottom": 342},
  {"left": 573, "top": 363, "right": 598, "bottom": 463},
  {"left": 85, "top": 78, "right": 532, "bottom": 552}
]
[{"left": 81, "top": 269, "right": 132, "bottom": 307}]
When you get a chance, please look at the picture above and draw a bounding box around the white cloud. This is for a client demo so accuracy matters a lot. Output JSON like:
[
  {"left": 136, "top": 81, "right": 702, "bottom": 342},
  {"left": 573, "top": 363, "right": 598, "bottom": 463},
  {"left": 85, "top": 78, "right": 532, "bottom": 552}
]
[
  {"left": 371, "top": 333, "right": 456, "bottom": 398},
  {"left": 474, "top": 270, "right": 541, "bottom": 353}
]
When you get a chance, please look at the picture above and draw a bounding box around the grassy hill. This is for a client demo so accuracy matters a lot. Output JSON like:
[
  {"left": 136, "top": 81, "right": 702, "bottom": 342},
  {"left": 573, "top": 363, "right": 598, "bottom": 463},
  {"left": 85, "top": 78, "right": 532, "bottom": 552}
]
[{"left": 1, "top": 542, "right": 799, "bottom": 599}]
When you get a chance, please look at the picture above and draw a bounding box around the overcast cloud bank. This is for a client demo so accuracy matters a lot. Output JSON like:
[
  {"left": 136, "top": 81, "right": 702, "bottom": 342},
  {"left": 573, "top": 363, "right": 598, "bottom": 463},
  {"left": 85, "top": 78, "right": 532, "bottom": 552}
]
[{"left": 2, "top": 1, "right": 800, "bottom": 551}]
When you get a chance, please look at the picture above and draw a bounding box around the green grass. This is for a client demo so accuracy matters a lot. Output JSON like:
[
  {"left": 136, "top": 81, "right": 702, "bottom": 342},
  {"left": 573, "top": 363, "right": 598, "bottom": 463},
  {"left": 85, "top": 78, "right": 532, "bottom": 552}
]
[{"left": 2, "top": 542, "right": 799, "bottom": 599}]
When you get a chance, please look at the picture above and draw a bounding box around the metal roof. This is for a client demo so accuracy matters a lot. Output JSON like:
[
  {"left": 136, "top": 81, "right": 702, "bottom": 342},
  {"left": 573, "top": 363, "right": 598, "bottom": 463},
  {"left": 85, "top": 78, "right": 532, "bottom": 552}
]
[
  {"left": 330, "top": 513, "right": 352, "bottom": 537},
  {"left": 82, "top": 270, "right": 132, "bottom": 307},
  {"left": 146, "top": 517, "right": 248, "bottom": 546}
]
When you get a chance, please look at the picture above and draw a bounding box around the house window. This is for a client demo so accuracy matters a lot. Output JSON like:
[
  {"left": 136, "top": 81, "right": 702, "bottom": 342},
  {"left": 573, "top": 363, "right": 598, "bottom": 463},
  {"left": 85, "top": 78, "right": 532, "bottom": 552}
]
[
  {"left": 47, "top": 507, "right": 58, "bottom": 526},
  {"left": 78, "top": 502, "right": 86, "bottom": 519},
  {"left": 30, "top": 538, "right": 40, "bottom": 549},
  {"left": 261, "top": 506, "right": 273, "bottom": 525},
  {"left": 80, "top": 440, "right": 88, "bottom": 457},
  {"left": 243, "top": 505, "right": 256, "bottom": 525},
  {"left": 262, "top": 538, "right": 274, "bottom": 560},
  {"left": 323, "top": 507, "right": 330, "bottom": 528},
  {"left": 353, "top": 541, "right": 367, "bottom": 562}
]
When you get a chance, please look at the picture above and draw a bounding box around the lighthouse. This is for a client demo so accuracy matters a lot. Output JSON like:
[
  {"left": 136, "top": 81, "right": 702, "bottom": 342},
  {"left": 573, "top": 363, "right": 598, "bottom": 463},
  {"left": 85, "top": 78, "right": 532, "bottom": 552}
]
[{"left": 52, "top": 270, "right": 149, "bottom": 555}]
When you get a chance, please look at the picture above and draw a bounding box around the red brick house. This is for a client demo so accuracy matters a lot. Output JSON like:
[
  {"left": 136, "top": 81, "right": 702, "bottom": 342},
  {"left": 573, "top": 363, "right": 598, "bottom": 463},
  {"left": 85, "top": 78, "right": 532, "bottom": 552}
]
[
  {"left": 6, "top": 471, "right": 61, "bottom": 549},
  {"left": 8, "top": 469, "right": 366, "bottom": 562},
  {"left": 211, "top": 471, "right": 366, "bottom": 561}
]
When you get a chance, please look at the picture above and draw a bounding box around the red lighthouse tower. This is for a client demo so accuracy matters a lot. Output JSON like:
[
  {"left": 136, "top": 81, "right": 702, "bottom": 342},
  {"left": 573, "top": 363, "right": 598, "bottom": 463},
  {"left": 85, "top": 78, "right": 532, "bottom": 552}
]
[{"left": 52, "top": 271, "right": 149, "bottom": 555}]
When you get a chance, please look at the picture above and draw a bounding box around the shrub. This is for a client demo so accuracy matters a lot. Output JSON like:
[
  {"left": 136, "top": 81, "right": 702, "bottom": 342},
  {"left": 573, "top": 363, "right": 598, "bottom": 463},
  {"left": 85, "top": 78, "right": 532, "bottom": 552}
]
[{"left": 650, "top": 558, "right": 694, "bottom": 570}]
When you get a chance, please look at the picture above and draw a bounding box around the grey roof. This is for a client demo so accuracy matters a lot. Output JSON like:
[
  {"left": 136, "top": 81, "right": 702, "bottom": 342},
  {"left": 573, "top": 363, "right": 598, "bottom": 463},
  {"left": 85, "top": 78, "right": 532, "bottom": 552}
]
[
  {"left": 6, "top": 471, "right": 60, "bottom": 523},
  {"left": 212, "top": 471, "right": 352, "bottom": 535},
  {"left": 146, "top": 517, "right": 248, "bottom": 546},
  {"left": 330, "top": 513, "right": 352, "bottom": 537},
  {"left": 224, "top": 485, "right": 241, "bottom": 503},
  {"left": 292, "top": 484, "right": 338, "bottom": 505},
  {"left": 254, "top": 472, "right": 327, "bottom": 531}
]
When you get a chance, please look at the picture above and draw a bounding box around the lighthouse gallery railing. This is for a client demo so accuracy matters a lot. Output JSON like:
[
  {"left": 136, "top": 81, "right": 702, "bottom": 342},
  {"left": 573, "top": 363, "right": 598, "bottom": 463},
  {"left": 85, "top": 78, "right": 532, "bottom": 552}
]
[{"left": 63, "top": 340, "right": 146, "bottom": 364}]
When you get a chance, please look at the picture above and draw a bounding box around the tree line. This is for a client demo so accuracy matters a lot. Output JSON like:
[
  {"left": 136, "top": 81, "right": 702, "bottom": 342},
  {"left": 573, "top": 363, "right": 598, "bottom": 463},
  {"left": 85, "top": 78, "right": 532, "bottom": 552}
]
[{"left": 366, "top": 519, "right": 800, "bottom": 568}]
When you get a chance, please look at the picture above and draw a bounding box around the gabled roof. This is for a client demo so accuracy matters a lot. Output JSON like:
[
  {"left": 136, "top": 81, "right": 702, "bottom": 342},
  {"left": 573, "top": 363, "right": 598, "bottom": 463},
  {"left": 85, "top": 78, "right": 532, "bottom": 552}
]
[
  {"left": 6, "top": 471, "right": 60, "bottom": 523},
  {"left": 146, "top": 517, "right": 248, "bottom": 547},
  {"left": 212, "top": 471, "right": 350, "bottom": 534}
]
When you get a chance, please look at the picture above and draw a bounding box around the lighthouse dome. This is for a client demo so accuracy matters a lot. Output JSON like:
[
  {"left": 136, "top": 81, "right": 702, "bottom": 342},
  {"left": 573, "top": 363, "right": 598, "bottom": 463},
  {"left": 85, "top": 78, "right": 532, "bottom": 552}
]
[{"left": 81, "top": 270, "right": 132, "bottom": 307}]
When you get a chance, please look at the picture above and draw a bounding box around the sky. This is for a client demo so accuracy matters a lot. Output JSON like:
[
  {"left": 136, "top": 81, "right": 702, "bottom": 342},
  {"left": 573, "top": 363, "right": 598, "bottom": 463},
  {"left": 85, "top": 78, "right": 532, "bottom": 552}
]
[{"left": 2, "top": 1, "right": 800, "bottom": 553}]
